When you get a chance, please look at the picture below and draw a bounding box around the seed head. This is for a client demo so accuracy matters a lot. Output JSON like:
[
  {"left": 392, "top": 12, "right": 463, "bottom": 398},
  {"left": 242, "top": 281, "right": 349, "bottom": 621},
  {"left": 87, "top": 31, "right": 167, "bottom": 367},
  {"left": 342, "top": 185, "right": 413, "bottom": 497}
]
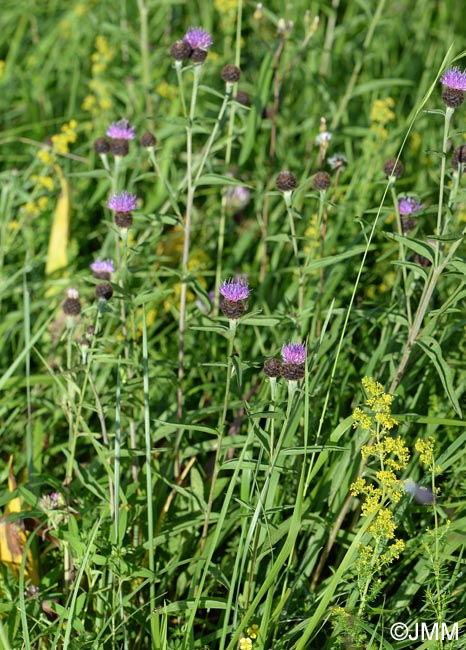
[
  {"left": 108, "top": 191, "right": 137, "bottom": 213},
  {"left": 276, "top": 171, "right": 297, "bottom": 192},
  {"left": 90, "top": 258, "right": 114, "bottom": 280},
  {"left": 170, "top": 40, "right": 192, "bottom": 62},
  {"left": 398, "top": 197, "right": 422, "bottom": 216},
  {"left": 140, "top": 131, "right": 157, "bottom": 149},
  {"left": 312, "top": 171, "right": 331, "bottom": 191},
  {"left": 327, "top": 153, "right": 348, "bottom": 172},
  {"left": 183, "top": 27, "right": 213, "bottom": 51},
  {"left": 63, "top": 289, "right": 81, "bottom": 316},
  {"left": 222, "top": 64, "right": 241, "bottom": 84},
  {"left": 106, "top": 119, "right": 136, "bottom": 140},
  {"left": 383, "top": 158, "right": 404, "bottom": 179},
  {"left": 95, "top": 282, "right": 114, "bottom": 301},
  {"left": 263, "top": 358, "right": 282, "bottom": 378},
  {"left": 93, "top": 137, "right": 110, "bottom": 154},
  {"left": 451, "top": 144, "right": 466, "bottom": 172}
]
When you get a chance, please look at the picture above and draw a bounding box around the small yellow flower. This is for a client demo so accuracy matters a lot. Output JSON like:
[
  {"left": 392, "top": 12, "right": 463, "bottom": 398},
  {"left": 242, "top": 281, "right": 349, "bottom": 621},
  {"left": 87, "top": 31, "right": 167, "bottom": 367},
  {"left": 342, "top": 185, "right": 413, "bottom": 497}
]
[
  {"left": 37, "top": 149, "right": 54, "bottom": 165},
  {"left": 246, "top": 624, "right": 259, "bottom": 639},
  {"left": 239, "top": 638, "right": 252, "bottom": 650}
]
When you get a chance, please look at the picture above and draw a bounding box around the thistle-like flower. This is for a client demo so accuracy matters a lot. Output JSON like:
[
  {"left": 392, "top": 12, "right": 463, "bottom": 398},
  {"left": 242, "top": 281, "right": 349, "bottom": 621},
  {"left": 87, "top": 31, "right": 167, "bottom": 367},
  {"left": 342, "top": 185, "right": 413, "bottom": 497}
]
[
  {"left": 440, "top": 67, "right": 466, "bottom": 108},
  {"left": 218, "top": 277, "right": 251, "bottom": 319},
  {"left": 183, "top": 27, "right": 213, "bottom": 51},
  {"left": 108, "top": 191, "right": 137, "bottom": 229},
  {"left": 108, "top": 191, "right": 137, "bottom": 213},
  {"left": 106, "top": 119, "right": 136, "bottom": 140},
  {"left": 90, "top": 259, "right": 114, "bottom": 280},
  {"left": 398, "top": 197, "right": 422, "bottom": 216},
  {"left": 281, "top": 342, "right": 306, "bottom": 380}
]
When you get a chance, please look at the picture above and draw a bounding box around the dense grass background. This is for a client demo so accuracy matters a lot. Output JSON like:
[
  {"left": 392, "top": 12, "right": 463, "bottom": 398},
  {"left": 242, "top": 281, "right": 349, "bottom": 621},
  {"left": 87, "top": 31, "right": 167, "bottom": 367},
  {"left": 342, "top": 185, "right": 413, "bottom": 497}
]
[{"left": 0, "top": 1, "right": 465, "bottom": 649}]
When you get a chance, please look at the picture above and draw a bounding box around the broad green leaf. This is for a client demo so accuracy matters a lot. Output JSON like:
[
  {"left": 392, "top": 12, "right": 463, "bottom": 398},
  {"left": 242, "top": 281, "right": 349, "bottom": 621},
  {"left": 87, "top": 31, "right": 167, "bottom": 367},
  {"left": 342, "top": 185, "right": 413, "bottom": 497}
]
[{"left": 417, "top": 335, "right": 462, "bottom": 416}]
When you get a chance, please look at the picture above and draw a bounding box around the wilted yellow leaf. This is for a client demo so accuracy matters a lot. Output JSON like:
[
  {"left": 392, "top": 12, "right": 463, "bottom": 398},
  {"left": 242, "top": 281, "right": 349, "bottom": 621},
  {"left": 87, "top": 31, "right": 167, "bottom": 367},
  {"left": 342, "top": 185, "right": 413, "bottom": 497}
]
[
  {"left": 45, "top": 165, "right": 70, "bottom": 276},
  {"left": 0, "top": 457, "right": 39, "bottom": 585}
]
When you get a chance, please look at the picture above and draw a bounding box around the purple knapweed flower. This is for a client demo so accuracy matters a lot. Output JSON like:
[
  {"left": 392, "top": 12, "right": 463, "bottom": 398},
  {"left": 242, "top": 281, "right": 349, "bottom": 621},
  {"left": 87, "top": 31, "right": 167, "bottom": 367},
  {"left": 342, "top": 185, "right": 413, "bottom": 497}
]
[
  {"left": 281, "top": 343, "right": 306, "bottom": 365},
  {"left": 218, "top": 278, "right": 250, "bottom": 302},
  {"left": 440, "top": 66, "right": 466, "bottom": 91},
  {"left": 90, "top": 259, "right": 114, "bottom": 275},
  {"left": 90, "top": 259, "right": 115, "bottom": 279},
  {"left": 183, "top": 27, "right": 213, "bottom": 51},
  {"left": 398, "top": 197, "right": 422, "bottom": 216},
  {"left": 106, "top": 119, "right": 136, "bottom": 140},
  {"left": 108, "top": 191, "right": 137, "bottom": 212}
]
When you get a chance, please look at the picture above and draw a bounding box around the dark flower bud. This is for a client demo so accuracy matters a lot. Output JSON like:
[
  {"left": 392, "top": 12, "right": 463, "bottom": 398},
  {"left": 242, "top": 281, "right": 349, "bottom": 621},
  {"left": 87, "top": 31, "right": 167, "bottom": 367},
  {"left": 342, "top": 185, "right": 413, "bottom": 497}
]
[
  {"left": 451, "top": 144, "right": 466, "bottom": 172},
  {"left": 190, "top": 48, "right": 208, "bottom": 64},
  {"left": 114, "top": 212, "right": 133, "bottom": 229},
  {"left": 140, "top": 131, "right": 157, "bottom": 149},
  {"left": 170, "top": 40, "right": 192, "bottom": 62},
  {"left": 235, "top": 90, "right": 251, "bottom": 107},
  {"left": 281, "top": 363, "right": 305, "bottom": 381},
  {"left": 441, "top": 88, "right": 464, "bottom": 109},
  {"left": 401, "top": 217, "right": 416, "bottom": 234},
  {"left": 110, "top": 139, "right": 129, "bottom": 157},
  {"left": 276, "top": 170, "right": 297, "bottom": 192},
  {"left": 63, "top": 289, "right": 81, "bottom": 316},
  {"left": 222, "top": 64, "right": 241, "bottom": 84},
  {"left": 95, "top": 282, "right": 114, "bottom": 301},
  {"left": 263, "top": 358, "right": 282, "bottom": 378},
  {"left": 383, "top": 158, "right": 404, "bottom": 178},
  {"left": 311, "top": 171, "right": 331, "bottom": 191},
  {"left": 93, "top": 137, "right": 110, "bottom": 154}
]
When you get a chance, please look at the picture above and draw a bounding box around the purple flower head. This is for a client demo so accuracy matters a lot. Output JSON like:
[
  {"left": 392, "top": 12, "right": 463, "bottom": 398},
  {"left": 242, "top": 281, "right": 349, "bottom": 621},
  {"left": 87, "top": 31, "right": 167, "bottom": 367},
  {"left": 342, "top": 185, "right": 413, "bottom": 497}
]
[
  {"left": 90, "top": 259, "right": 115, "bottom": 275},
  {"left": 183, "top": 27, "right": 213, "bottom": 51},
  {"left": 398, "top": 197, "right": 422, "bottom": 216},
  {"left": 440, "top": 66, "right": 466, "bottom": 91},
  {"left": 106, "top": 119, "right": 136, "bottom": 140},
  {"left": 281, "top": 343, "right": 306, "bottom": 365},
  {"left": 108, "top": 191, "right": 137, "bottom": 213},
  {"left": 218, "top": 277, "right": 250, "bottom": 302},
  {"left": 39, "top": 491, "right": 65, "bottom": 511}
]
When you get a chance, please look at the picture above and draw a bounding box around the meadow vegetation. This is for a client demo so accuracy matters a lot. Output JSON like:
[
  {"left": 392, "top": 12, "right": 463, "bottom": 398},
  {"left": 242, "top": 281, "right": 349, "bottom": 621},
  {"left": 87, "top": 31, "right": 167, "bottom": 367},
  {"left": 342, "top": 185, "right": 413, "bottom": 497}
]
[{"left": 0, "top": 1, "right": 465, "bottom": 648}]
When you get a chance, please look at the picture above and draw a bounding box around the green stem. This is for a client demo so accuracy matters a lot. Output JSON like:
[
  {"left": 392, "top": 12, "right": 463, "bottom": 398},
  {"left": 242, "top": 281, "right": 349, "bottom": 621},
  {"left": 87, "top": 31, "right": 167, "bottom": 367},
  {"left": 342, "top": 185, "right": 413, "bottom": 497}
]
[
  {"left": 200, "top": 327, "right": 236, "bottom": 552},
  {"left": 390, "top": 184, "right": 412, "bottom": 326},
  {"left": 435, "top": 107, "right": 453, "bottom": 265}
]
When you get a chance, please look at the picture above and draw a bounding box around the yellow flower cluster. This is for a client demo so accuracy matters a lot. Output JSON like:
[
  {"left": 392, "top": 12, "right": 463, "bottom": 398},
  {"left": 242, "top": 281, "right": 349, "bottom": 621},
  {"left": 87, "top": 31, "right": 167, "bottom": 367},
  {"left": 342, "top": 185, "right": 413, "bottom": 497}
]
[
  {"left": 415, "top": 436, "right": 440, "bottom": 472},
  {"left": 350, "top": 377, "right": 409, "bottom": 600},
  {"left": 239, "top": 638, "right": 252, "bottom": 650},
  {"left": 370, "top": 97, "right": 395, "bottom": 141},
  {"left": 36, "top": 120, "right": 78, "bottom": 165},
  {"left": 82, "top": 36, "right": 114, "bottom": 117},
  {"left": 246, "top": 625, "right": 259, "bottom": 639},
  {"left": 215, "top": 0, "right": 238, "bottom": 10},
  {"left": 352, "top": 377, "right": 399, "bottom": 435}
]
